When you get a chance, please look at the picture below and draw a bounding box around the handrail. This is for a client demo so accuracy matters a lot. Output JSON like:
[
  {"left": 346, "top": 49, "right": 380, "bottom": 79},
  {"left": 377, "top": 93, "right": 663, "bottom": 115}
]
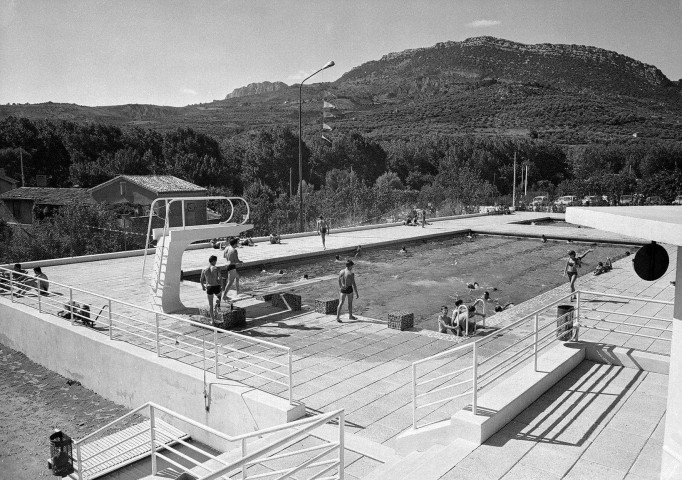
[
  {"left": 198, "top": 409, "right": 344, "bottom": 480},
  {"left": 411, "top": 287, "right": 674, "bottom": 430},
  {"left": 578, "top": 290, "right": 674, "bottom": 305},
  {"left": 0, "top": 266, "right": 294, "bottom": 403},
  {"left": 69, "top": 402, "right": 345, "bottom": 480}
]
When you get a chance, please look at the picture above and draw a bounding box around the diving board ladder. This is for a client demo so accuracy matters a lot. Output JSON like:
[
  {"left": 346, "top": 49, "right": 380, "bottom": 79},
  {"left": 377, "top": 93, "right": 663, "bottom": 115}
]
[{"left": 142, "top": 196, "right": 253, "bottom": 313}]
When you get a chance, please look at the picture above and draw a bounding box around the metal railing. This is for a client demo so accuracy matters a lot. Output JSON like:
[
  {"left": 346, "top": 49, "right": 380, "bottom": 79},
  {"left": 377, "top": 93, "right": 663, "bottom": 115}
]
[
  {"left": 411, "top": 288, "right": 674, "bottom": 429},
  {"left": 67, "top": 402, "right": 344, "bottom": 480},
  {"left": 576, "top": 290, "right": 674, "bottom": 345},
  {"left": 0, "top": 266, "right": 294, "bottom": 403}
]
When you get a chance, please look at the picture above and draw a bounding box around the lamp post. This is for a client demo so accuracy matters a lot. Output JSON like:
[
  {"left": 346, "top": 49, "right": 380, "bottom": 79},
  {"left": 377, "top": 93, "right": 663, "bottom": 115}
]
[{"left": 299, "top": 60, "right": 334, "bottom": 232}]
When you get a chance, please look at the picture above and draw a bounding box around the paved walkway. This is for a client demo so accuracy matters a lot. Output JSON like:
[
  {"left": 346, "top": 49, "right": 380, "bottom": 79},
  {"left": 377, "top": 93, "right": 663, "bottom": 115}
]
[
  {"left": 441, "top": 360, "right": 667, "bottom": 480},
  {"left": 4, "top": 212, "right": 675, "bottom": 471}
]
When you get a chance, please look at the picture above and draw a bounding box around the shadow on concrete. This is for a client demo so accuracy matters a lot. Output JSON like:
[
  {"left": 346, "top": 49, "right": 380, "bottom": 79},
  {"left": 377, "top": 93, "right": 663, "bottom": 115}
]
[{"left": 497, "top": 360, "right": 643, "bottom": 447}]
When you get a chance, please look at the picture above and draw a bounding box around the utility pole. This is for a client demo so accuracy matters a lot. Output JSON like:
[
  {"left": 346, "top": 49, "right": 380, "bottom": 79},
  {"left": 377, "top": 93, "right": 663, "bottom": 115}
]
[
  {"left": 525, "top": 164, "right": 528, "bottom": 196},
  {"left": 20, "top": 149, "right": 25, "bottom": 187},
  {"left": 512, "top": 152, "right": 517, "bottom": 208}
]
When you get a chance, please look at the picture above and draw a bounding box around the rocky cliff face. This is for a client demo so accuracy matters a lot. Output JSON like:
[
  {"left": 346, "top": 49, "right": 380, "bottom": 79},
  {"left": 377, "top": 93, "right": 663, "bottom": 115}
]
[
  {"left": 225, "top": 81, "right": 288, "bottom": 99},
  {"left": 337, "top": 36, "right": 675, "bottom": 98}
]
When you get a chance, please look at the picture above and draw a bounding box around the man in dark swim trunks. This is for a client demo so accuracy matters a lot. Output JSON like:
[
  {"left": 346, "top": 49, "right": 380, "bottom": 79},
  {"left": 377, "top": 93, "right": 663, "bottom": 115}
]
[
  {"left": 222, "top": 238, "right": 243, "bottom": 302},
  {"left": 317, "top": 216, "right": 329, "bottom": 250},
  {"left": 200, "top": 255, "right": 223, "bottom": 322},
  {"left": 336, "top": 260, "right": 359, "bottom": 323}
]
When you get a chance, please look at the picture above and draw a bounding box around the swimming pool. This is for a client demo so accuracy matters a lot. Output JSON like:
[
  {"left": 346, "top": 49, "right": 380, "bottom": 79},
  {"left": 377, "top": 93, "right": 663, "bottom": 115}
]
[{"left": 207, "top": 231, "right": 637, "bottom": 331}]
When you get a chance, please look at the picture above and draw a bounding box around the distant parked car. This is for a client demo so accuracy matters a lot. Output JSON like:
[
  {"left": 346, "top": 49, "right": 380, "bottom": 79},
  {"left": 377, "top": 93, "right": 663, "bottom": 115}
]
[
  {"left": 619, "top": 194, "right": 634, "bottom": 206},
  {"left": 581, "top": 195, "right": 605, "bottom": 206},
  {"left": 554, "top": 195, "right": 579, "bottom": 206},
  {"left": 645, "top": 196, "right": 662, "bottom": 205},
  {"left": 530, "top": 196, "right": 549, "bottom": 207},
  {"left": 672, "top": 195, "right": 682, "bottom": 205}
]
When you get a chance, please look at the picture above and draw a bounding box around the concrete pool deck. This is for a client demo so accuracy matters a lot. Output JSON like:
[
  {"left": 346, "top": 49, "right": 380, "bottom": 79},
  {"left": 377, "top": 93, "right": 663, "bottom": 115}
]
[{"left": 2, "top": 212, "right": 674, "bottom": 479}]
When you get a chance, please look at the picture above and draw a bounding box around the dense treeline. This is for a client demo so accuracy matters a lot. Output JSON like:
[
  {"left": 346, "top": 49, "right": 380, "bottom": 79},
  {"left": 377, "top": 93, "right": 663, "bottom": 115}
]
[{"left": 0, "top": 115, "right": 681, "bottom": 262}]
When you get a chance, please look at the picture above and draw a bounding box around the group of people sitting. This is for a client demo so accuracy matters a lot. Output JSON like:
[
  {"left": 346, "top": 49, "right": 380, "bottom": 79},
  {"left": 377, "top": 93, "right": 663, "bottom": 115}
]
[
  {"left": 402, "top": 209, "right": 428, "bottom": 227},
  {"left": 0, "top": 264, "right": 49, "bottom": 296},
  {"left": 269, "top": 233, "right": 281, "bottom": 244},
  {"left": 593, "top": 257, "right": 613, "bottom": 276},
  {"left": 438, "top": 299, "right": 483, "bottom": 336}
]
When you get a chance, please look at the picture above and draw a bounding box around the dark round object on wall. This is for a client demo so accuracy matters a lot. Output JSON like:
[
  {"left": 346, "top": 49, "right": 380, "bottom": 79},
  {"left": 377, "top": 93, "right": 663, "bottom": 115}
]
[{"left": 633, "top": 242, "right": 669, "bottom": 281}]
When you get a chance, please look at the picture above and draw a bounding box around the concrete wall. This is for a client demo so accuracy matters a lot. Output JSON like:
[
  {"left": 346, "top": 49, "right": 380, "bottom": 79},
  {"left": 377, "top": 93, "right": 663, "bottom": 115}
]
[
  {"left": 0, "top": 298, "right": 304, "bottom": 451},
  {"left": 662, "top": 246, "right": 682, "bottom": 480}
]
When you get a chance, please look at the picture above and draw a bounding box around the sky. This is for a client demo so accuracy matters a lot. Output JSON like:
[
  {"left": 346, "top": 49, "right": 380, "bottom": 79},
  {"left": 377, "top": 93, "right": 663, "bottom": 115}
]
[{"left": 1, "top": 0, "right": 681, "bottom": 107}]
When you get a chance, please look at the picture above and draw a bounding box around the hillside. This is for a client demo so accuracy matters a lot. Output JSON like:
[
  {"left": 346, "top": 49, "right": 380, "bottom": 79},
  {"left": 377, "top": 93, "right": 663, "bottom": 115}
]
[{"left": 1, "top": 37, "right": 681, "bottom": 143}]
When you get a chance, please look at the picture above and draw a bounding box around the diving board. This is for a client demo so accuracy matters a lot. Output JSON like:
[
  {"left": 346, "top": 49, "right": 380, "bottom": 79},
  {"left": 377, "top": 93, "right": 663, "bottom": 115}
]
[{"left": 143, "top": 196, "right": 253, "bottom": 313}]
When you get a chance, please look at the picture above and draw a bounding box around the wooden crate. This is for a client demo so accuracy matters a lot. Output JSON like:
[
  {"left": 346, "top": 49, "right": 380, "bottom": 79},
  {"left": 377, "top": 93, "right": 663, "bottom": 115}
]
[
  {"left": 388, "top": 311, "right": 414, "bottom": 331},
  {"left": 271, "top": 293, "right": 302, "bottom": 311},
  {"left": 315, "top": 298, "right": 339, "bottom": 315}
]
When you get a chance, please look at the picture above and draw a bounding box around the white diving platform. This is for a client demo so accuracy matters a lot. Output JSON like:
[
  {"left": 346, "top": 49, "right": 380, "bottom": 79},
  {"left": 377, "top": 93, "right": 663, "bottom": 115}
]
[{"left": 143, "top": 196, "right": 253, "bottom": 313}]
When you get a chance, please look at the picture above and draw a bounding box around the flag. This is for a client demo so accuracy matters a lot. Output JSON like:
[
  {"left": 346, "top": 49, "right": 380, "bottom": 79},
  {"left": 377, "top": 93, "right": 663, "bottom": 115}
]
[
  {"left": 322, "top": 123, "right": 333, "bottom": 131},
  {"left": 323, "top": 101, "right": 336, "bottom": 109},
  {"left": 321, "top": 135, "right": 332, "bottom": 144},
  {"left": 323, "top": 111, "right": 336, "bottom": 118}
]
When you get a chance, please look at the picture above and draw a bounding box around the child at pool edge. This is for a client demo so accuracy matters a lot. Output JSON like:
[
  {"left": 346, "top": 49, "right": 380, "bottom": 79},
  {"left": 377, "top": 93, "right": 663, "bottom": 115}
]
[{"left": 438, "top": 305, "right": 455, "bottom": 334}]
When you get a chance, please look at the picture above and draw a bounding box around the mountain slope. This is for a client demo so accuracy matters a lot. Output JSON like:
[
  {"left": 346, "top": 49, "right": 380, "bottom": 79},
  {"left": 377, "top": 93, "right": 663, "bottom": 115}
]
[{"left": 1, "top": 37, "right": 680, "bottom": 143}]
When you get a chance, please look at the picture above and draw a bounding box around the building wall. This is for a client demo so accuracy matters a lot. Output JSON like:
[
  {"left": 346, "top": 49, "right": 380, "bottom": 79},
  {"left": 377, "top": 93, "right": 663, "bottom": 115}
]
[
  {"left": 3, "top": 199, "right": 33, "bottom": 224},
  {"left": 0, "top": 178, "right": 17, "bottom": 195},
  {"left": 0, "top": 299, "right": 304, "bottom": 450}
]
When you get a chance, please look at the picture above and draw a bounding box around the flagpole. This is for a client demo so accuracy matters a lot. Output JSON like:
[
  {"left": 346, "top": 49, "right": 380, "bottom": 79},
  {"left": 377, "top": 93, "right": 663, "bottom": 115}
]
[
  {"left": 512, "top": 152, "right": 517, "bottom": 209},
  {"left": 298, "top": 61, "right": 334, "bottom": 233}
]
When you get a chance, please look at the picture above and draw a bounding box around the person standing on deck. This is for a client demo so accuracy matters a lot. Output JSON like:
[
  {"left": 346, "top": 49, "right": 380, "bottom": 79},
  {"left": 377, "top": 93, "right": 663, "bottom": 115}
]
[
  {"left": 317, "top": 216, "right": 330, "bottom": 250},
  {"left": 200, "top": 255, "right": 222, "bottom": 323},
  {"left": 222, "top": 238, "right": 243, "bottom": 302},
  {"left": 564, "top": 249, "right": 593, "bottom": 300},
  {"left": 336, "top": 260, "right": 359, "bottom": 323}
]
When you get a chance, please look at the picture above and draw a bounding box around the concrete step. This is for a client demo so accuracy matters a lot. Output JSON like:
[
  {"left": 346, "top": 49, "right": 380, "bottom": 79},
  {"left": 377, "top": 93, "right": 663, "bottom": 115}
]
[
  {"left": 311, "top": 424, "right": 401, "bottom": 465},
  {"left": 364, "top": 438, "right": 478, "bottom": 480}
]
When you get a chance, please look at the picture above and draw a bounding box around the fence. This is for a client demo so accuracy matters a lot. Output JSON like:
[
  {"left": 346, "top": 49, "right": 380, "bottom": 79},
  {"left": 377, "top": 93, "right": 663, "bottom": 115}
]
[
  {"left": 0, "top": 266, "right": 294, "bottom": 403},
  {"left": 411, "top": 289, "right": 674, "bottom": 429},
  {"left": 68, "top": 402, "right": 344, "bottom": 480}
]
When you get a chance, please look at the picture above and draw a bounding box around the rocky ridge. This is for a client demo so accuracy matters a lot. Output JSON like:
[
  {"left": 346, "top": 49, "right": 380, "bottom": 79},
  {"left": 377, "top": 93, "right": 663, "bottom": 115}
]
[{"left": 225, "top": 81, "right": 288, "bottom": 99}]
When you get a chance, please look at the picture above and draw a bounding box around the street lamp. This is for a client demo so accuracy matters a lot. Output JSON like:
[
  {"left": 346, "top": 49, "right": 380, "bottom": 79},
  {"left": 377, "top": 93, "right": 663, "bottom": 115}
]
[{"left": 299, "top": 60, "right": 334, "bottom": 232}]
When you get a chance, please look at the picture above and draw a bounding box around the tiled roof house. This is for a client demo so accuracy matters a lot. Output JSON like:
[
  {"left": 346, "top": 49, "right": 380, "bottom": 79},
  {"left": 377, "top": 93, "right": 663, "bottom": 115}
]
[
  {"left": 0, "top": 187, "right": 95, "bottom": 225},
  {"left": 89, "top": 175, "right": 208, "bottom": 227}
]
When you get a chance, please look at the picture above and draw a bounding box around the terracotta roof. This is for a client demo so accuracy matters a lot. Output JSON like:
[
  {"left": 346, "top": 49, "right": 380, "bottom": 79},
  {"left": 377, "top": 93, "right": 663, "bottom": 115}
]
[
  {"left": 117, "top": 175, "right": 206, "bottom": 194},
  {"left": 0, "top": 187, "right": 95, "bottom": 205}
]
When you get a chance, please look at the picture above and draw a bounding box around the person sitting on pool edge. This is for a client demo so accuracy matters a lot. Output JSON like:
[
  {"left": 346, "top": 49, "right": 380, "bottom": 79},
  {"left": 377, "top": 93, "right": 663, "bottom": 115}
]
[
  {"left": 438, "top": 305, "right": 455, "bottom": 334},
  {"left": 593, "top": 257, "right": 613, "bottom": 276},
  {"left": 269, "top": 233, "right": 281, "bottom": 244}
]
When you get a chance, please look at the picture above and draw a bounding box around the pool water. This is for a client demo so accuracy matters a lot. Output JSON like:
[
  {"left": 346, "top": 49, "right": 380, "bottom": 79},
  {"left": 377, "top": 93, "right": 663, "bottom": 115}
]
[{"left": 217, "top": 235, "right": 636, "bottom": 331}]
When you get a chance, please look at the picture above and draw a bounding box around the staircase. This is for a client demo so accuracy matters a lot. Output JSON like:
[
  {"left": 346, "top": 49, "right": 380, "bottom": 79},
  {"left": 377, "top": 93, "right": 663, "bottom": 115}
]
[
  {"left": 363, "top": 439, "right": 478, "bottom": 480},
  {"left": 77, "top": 419, "right": 188, "bottom": 480}
]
